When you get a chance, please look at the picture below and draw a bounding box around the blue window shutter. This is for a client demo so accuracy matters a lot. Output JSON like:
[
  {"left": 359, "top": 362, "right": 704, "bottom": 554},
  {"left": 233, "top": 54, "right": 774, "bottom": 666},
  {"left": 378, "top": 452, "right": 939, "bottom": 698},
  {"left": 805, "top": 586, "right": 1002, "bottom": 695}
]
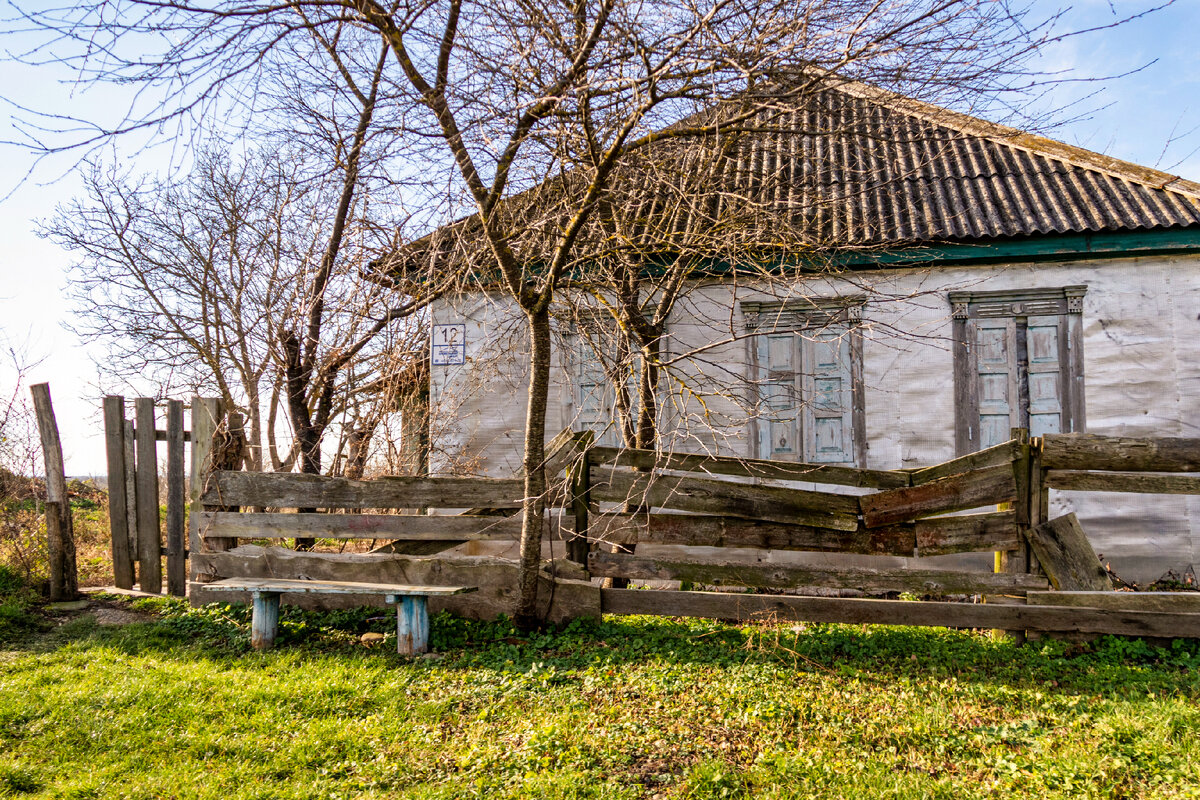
[{"left": 802, "top": 327, "right": 854, "bottom": 464}]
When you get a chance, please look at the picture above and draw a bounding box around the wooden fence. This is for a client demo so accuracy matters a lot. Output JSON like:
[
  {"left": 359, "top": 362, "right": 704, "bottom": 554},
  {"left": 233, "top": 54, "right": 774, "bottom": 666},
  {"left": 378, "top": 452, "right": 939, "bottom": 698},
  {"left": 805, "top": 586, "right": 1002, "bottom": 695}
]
[{"left": 155, "top": 422, "right": 1200, "bottom": 638}]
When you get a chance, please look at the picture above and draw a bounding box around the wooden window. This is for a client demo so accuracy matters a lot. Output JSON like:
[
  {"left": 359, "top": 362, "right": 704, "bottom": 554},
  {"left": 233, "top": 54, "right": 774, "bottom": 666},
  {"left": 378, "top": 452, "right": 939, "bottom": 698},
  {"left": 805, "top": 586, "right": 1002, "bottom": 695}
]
[
  {"left": 743, "top": 298, "right": 866, "bottom": 465},
  {"left": 951, "top": 286, "right": 1086, "bottom": 454},
  {"left": 565, "top": 326, "right": 639, "bottom": 448}
]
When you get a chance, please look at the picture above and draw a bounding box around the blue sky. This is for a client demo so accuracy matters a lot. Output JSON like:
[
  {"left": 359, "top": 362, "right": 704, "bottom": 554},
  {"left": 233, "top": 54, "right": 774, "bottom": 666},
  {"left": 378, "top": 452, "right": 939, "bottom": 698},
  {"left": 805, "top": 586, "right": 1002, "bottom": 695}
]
[{"left": 1, "top": 0, "right": 1198, "bottom": 475}]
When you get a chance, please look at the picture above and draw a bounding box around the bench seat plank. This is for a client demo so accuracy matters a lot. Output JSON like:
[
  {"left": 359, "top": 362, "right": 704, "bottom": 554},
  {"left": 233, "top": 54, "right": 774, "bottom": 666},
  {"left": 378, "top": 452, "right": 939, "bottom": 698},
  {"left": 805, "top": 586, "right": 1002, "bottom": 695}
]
[{"left": 209, "top": 577, "right": 476, "bottom": 597}]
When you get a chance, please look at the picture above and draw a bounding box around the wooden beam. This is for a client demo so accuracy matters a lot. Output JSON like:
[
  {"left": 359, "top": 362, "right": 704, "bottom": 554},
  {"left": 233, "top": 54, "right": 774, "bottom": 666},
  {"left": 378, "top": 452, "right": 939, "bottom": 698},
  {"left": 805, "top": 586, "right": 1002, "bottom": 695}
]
[
  {"left": 590, "top": 466, "right": 861, "bottom": 531},
  {"left": 859, "top": 464, "right": 1015, "bottom": 529},
  {"left": 599, "top": 589, "right": 1200, "bottom": 638},
  {"left": 1044, "top": 470, "right": 1200, "bottom": 494},
  {"left": 1041, "top": 433, "right": 1200, "bottom": 472},
  {"left": 1023, "top": 513, "right": 1113, "bottom": 591},
  {"left": 587, "top": 446, "right": 909, "bottom": 489},
  {"left": 914, "top": 513, "right": 1021, "bottom": 556},
  {"left": 201, "top": 470, "right": 527, "bottom": 510},
  {"left": 589, "top": 552, "right": 1048, "bottom": 595},
  {"left": 1027, "top": 591, "right": 1200, "bottom": 613},
  {"left": 123, "top": 418, "right": 138, "bottom": 577},
  {"left": 165, "top": 400, "right": 187, "bottom": 597},
  {"left": 134, "top": 398, "right": 162, "bottom": 594},
  {"left": 909, "top": 440, "right": 1018, "bottom": 486},
  {"left": 196, "top": 511, "right": 523, "bottom": 540},
  {"left": 102, "top": 396, "right": 135, "bottom": 590},
  {"left": 31, "top": 383, "right": 77, "bottom": 601},
  {"left": 189, "top": 397, "right": 225, "bottom": 582}
]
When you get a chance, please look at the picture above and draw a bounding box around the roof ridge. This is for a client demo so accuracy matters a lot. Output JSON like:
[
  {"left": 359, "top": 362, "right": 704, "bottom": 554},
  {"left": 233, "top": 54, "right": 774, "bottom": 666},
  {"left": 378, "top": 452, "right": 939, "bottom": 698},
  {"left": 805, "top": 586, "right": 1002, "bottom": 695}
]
[{"left": 827, "top": 79, "right": 1200, "bottom": 202}]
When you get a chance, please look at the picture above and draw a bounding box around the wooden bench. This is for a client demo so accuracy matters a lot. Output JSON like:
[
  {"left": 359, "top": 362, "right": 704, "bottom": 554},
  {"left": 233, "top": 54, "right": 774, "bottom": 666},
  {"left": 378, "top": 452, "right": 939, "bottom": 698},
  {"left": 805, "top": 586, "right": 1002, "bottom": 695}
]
[{"left": 207, "top": 578, "right": 477, "bottom": 655}]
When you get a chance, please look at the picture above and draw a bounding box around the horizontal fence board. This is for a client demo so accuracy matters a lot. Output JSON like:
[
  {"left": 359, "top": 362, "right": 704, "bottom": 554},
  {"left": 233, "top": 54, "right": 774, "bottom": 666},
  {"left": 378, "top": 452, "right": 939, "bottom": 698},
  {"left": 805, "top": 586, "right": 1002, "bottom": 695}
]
[
  {"left": 1027, "top": 591, "right": 1200, "bottom": 614},
  {"left": 590, "top": 467, "right": 861, "bottom": 531},
  {"left": 209, "top": 577, "right": 476, "bottom": 596},
  {"left": 587, "top": 446, "right": 909, "bottom": 489},
  {"left": 908, "top": 441, "right": 1018, "bottom": 486},
  {"left": 859, "top": 464, "right": 1015, "bottom": 529},
  {"left": 1041, "top": 434, "right": 1200, "bottom": 472},
  {"left": 589, "top": 511, "right": 1018, "bottom": 557},
  {"left": 196, "top": 511, "right": 523, "bottom": 540},
  {"left": 201, "top": 471, "right": 528, "bottom": 509},
  {"left": 914, "top": 513, "right": 1020, "bottom": 556},
  {"left": 1043, "top": 470, "right": 1200, "bottom": 494},
  {"left": 589, "top": 553, "right": 1048, "bottom": 595},
  {"left": 589, "top": 513, "right": 915, "bottom": 554},
  {"left": 600, "top": 589, "right": 1200, "bottom": 638}
]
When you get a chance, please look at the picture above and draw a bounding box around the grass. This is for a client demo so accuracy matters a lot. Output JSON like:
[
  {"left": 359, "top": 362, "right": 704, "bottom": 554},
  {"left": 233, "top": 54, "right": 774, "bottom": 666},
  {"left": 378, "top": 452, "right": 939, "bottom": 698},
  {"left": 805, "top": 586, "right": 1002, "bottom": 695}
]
[{"left": 1, "top": 583, "right": 1199, "bottom": 800}]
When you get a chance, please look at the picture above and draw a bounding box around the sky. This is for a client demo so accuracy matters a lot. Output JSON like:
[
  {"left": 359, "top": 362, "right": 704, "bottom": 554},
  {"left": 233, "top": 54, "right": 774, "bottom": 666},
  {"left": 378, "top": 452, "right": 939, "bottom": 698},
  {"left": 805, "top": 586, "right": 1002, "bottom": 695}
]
[{"left": 1, "top": 0, "right": 1199, "bottom": 477}]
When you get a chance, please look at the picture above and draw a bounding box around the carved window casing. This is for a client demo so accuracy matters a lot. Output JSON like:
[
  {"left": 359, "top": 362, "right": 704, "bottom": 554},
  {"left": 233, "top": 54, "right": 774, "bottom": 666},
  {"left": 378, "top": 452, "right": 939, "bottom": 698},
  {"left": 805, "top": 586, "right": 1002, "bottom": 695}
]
[
  {"left": 950, "top": 286, "right": 1087, "bottom": 454},
  {"left": 742, "top": 297, "right": 866, "bottom": 465}
]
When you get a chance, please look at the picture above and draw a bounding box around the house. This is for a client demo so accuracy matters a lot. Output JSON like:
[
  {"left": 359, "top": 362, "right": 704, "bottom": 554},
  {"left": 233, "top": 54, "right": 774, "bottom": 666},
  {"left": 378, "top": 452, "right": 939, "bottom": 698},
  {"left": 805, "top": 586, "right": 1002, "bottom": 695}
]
[{"left": 407, "top": 80, "right": 1200, "bottom": 585}]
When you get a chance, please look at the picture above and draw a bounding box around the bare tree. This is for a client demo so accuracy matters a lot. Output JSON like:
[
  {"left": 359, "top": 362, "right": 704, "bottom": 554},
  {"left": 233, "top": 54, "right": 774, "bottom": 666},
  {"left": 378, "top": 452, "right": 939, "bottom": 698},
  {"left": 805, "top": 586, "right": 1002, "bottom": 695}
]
[{"left": 9, "top": 0, "right": 1155, "bottom": 624}]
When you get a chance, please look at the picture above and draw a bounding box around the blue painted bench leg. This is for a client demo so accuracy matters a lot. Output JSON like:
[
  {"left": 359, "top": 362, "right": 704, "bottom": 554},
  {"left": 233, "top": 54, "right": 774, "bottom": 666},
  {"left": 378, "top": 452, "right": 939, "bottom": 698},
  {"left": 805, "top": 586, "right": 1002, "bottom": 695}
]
[
  {"left": 388, "top": 595, "right": 430, "bottom": 655},
  {"left": 251, "top": 591, "right": 281, "bottom": 651}
]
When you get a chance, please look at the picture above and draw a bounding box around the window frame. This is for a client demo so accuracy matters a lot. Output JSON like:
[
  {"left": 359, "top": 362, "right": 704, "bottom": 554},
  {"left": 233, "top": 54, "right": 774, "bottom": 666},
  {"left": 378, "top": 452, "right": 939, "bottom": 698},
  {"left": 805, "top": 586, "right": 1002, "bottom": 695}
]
[
  {"left": 950, "top": 285, "right": 1087, "bottom": 455},
  {"left": 742, "top": 296, "right": 867, "bottom": 466}
]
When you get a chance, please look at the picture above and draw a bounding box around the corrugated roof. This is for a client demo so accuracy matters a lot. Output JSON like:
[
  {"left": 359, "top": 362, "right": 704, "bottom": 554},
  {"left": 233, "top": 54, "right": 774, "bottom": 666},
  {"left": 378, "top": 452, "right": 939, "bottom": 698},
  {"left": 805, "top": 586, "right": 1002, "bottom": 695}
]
[{"left": 385, "top": 79, "right": 1200, "bottom": 275}]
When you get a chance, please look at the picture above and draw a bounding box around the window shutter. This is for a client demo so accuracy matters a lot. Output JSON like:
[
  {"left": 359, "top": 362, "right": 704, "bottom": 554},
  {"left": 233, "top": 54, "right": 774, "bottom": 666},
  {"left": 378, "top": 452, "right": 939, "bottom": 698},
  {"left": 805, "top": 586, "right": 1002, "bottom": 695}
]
[
  {"left": 757, "top": 334, "right": 798, "bottom": 459},
  {"left": 975, "top": 318, "right": 1019, "bottom": 448},
  {"left": 1026, "top": 314, "right": 1065, "bottom": 437},
  {"left": 803, "top": 328, "right": 854, "bottom": 463}
]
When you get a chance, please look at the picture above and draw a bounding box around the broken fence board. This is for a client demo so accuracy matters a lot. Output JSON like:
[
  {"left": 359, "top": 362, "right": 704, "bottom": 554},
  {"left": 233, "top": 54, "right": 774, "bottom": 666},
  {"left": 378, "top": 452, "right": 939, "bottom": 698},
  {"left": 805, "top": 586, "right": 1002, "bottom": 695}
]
[
  {"left": 590, "top": 466, "right": 861, "bottom": 531},
  {"left": 1044, "top": 470, "right": 1200, "bottom": 494},
  {"left": 202, "top": 470, "right": 528, "bottom": 510},
  {"left": 1023, "top": 513, "right": 1113, "bottom": 591},
  {"left": 908, "top": 440, "right": 1019, "bottom": 486},
  {"left": 1041, "top": 434, "right": 1200, "bottom": 472},
  {"left": 599, "top": 589, "right": 1200, "bottom": 638},
  {"left": 196, "top": 511, "right": 524, "bottom": 540},
  {"left": 914, "top": 512, "right": 1021, "bottom": 556},
  {"left": 859, "top": 464, "right": 1015, "bottom": 529},
  {"left": 587, "top": 446, "right": 909, "bottom": 489},
  {"left": 589, "top": 552, "right": 1048, "bottom": 595}
]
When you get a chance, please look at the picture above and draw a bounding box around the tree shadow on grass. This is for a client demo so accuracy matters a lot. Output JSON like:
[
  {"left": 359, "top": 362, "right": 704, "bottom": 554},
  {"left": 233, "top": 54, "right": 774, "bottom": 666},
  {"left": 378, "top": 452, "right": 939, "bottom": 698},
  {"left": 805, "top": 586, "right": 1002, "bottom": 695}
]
[{"left": 5, "top": 595, "right": 1199, "bottom": 701}]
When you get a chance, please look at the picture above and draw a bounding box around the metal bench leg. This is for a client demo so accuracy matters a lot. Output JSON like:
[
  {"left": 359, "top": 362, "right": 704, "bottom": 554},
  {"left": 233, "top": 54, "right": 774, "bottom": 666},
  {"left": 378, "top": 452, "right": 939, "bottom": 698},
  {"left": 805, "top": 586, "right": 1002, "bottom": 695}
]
[
  {"left": 391, "top": 595, "right": 430, "bottom": 655},
  {"left": 251, "top": 591, "right": 281, "bottom": 651}
]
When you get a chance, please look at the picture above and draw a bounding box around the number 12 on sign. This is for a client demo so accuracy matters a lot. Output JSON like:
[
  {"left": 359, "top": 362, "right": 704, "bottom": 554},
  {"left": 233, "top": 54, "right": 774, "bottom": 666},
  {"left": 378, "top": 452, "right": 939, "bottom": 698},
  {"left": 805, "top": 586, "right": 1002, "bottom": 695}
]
[{"left": 431, "top": 323, "right": 466, "bottom": 366}]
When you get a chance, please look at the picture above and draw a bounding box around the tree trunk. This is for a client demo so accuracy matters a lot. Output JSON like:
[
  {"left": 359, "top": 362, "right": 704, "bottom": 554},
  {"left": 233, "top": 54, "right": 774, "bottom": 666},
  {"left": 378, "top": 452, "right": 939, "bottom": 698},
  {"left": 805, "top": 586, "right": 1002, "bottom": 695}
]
[
  {"left": 515, "top": 306, "right": 552, "bottom": 628},
  {"left": 635, "top": 332, "right": 661, "bottom": 450}
]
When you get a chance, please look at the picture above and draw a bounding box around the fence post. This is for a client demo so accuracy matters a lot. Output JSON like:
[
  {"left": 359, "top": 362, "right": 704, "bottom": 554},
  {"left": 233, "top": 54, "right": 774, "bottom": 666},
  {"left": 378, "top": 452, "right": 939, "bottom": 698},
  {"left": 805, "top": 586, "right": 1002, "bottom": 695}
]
[
  {"left": 188, "top": 397, "right": 224, "bottom": 587},
  {"left": 102, "top": 396, "right": 135, "bottom": 589},
  {"left": 30, "top": 383, "right": 78, "bottom": 601},
  {"left": 567, "top": 431, "right": 594, "bottom": 565},
  {"left": 123, "top": 419, "right": 138, "bottom": 579},
  {"left": 166, "top": 399, "right": 187, "bottom": 596},
  {"left": 134, "top": 398, "right": 162, "bottom": 593}
]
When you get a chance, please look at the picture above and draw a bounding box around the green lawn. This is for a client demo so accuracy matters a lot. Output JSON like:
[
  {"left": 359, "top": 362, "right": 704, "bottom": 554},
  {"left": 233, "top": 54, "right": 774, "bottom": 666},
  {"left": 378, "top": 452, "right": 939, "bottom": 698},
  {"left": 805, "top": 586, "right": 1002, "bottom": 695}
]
[{"left": 1, "top": 590, "right": 1199, "bottom": 799}]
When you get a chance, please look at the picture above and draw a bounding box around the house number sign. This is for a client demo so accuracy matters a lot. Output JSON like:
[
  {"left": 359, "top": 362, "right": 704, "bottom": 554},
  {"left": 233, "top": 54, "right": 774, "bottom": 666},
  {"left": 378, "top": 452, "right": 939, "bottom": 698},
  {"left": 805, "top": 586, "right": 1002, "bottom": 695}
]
[{"left": 431, "top": 323, "right": 466, "bottom": 366}]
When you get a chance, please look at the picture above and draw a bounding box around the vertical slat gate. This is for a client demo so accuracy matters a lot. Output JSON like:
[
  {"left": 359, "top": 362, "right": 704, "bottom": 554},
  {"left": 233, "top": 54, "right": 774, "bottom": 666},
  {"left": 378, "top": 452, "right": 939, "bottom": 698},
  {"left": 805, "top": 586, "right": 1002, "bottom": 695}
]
[
  {"left": 134, "top": 398, "right": 162, "bottom": 594},
  {"left": 166, "top": 400, "right": 187, "bottom": 596},
  {"left": 102, "top": 396, "right": 135, "bottom": 590}
]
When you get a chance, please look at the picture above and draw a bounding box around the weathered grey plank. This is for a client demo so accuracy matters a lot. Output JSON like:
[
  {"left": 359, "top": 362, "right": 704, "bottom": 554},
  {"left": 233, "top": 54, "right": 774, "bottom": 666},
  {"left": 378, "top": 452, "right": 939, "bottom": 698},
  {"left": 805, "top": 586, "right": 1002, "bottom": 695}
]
[
  {"left": 102, "top": 396, "right": 135, "bottom": 590},
  {"left": 599, "top": 589, "right": 1200, "bottom": 638},
  {"left": 196, "top": 511, "right": 523, "bottom": 540},
  {"left": 208, "top": 577, "right": 477, "bottom": 596},
  {"left": 568, "top": 430, "right": 594, "bottom": 564},
  {"left": 1026, "top": 591, "right": 1200, "bottom": 613},
  {"left": 909, "top": 440, "right": 1018, "bottom": 486},
  {"left": 134, "top": 398, "right": 162, "bottom": 594},
  {"left": 588, "top": 446, "right": 909, "bottom": 489},
  {"left": 1023, "top": 513, "right": 1113, "bottom": 591},
  {"left": 589, "top": 552, "right": 1048, "bottom": 595},
  {"left": 189, "top": 397, "right": 225, "bottom": 583},
  {"left": 1041, "top": 434, "right": 1200, "bottom": 472},
  {"left": 860, "top": 464, "right": 1015, "bottom": 529},
  {"left": 913, "top": 513, "right": 1020, "bottom": 556},
  {"left": 202, "top": 470, "right": 527, "bottom": 510},
  {"left": 589, "top": 513, "right": 916, "bottom": 555},
  {"left": 1043, "top": 470, "right": 1200, "bottom": 494},
  {"left": 123, "top": 419, "right": 137, "bottom": 572},
  {"left": 152, "top": 429, "right": 191, "bottom": 442},
  {"left": 590, "top": 466, "right": 861, "bottom": 531},
  {"left": 31, "top": 383, "right": 77, "bottom": 601},
  {"left": 165, "top": 400, "right": 187, "bottom": 597}
]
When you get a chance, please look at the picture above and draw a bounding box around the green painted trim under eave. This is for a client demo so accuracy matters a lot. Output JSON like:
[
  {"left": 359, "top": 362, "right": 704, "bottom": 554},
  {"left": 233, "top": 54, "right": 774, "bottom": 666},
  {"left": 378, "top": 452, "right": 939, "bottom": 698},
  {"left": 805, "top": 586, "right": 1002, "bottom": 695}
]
[{"left": 818, "top": 227, "right": 1200, "bottom": 269}]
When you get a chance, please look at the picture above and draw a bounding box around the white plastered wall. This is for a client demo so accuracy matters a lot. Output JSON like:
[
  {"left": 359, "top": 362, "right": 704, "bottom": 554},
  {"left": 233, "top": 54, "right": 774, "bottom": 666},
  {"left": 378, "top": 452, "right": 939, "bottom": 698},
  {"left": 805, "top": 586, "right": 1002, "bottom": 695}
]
[{"left": 428, "top": 253, "right": 1200, "bottom": 583}]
